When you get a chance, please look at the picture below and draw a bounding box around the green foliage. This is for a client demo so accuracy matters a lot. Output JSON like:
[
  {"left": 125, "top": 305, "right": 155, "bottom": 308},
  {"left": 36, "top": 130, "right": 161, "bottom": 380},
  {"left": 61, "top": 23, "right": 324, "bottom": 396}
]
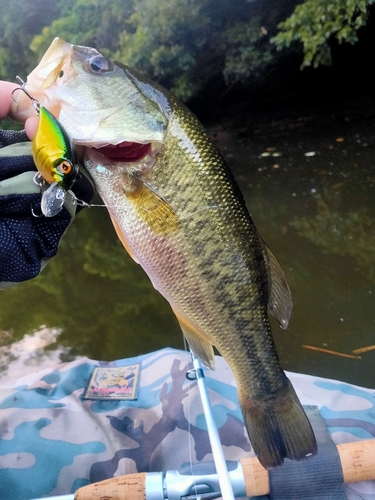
[
  {"left": 115, "top": 0, "right": 208, "bottom": 100},
  {"left": 1, "top": 0, "right": 375, "bottom": 100},
  {"left": 0, "top": 0, "right": 59, "bottom": 79},
  {"left": 31, "top": 0, "right": 130, "bottom": 60},
  {"left": 272, "top": 0, "right": 375, "bottom": 68},
  {"left": 26, "top": 0, "right": 284, "bottom": 101},
  {"left": 114, "top": 0, "right": 285, "bottom": 100},
  {"left": 221, "top": 18, "right": 274, "bottom": 86}
]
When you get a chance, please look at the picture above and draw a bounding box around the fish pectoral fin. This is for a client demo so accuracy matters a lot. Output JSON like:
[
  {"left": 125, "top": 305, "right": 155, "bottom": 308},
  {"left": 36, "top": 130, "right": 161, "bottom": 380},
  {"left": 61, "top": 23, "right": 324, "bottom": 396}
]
[
  {"left": 127, "top": 176, "right": 180, "bottom": 235},
  {"left": 174, "top": 311, "right": 215, "bottom": 370},
  {"left": 260, "top": 239, "right": 293, "bottom": 329}
]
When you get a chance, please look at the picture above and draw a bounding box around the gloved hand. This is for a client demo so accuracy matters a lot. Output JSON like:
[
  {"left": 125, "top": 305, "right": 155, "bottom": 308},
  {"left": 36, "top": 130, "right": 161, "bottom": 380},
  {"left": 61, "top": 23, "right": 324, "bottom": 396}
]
[{"left": 0, "top": 129, "right": 94, "bottom": 288}]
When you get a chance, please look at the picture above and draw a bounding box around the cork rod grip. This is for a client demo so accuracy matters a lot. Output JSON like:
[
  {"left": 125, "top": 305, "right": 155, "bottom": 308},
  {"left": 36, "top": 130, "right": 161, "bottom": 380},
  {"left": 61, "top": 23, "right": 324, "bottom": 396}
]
[
  {"left": 242, "top": 439, "right": 375, "bottom": 497},
  {"left": 74, "top": 439, "right": 375, "bottom": 499},
  {"left": 74, "top": 472, "right": 147, "bottom": 500}
]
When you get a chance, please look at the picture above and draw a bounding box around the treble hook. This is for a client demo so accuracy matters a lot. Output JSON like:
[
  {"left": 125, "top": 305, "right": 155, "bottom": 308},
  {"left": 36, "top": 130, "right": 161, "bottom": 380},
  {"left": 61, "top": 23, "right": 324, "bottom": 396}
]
[
  {"left": 31, "top": 206, "right": 43, "bottom": 218},
  {"left": 11, "top": 76, "right": 40, "bottom": 114}
]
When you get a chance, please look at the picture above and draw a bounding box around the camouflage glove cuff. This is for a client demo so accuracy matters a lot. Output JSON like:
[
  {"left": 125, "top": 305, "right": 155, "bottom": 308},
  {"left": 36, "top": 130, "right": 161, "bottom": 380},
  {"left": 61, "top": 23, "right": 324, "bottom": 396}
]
[{"left": 0, "top": 132, "right": 94, "bottom": 288}]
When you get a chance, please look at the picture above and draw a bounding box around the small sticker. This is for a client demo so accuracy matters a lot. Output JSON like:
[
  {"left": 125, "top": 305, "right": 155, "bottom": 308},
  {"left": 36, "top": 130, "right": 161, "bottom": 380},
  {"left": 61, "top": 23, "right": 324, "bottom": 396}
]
[{"left": 83, "top": 365, "right": 140, "bottom": 400}]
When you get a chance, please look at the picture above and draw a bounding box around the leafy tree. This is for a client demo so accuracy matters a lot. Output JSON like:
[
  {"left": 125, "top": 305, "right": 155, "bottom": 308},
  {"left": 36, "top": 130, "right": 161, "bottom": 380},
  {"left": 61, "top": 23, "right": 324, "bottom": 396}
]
[
  {"left": 115, "top": 0, "right": 210, "bottom": 100},
  {"left": 114, "top": 0, "right": 291, "bottom": 100},
  {"left": 31, "top": 0, "right": 131, "bottom": 59},
  {"left": 2, "top": 0, "right": 375, "bottom": 103},
  {"left": 0, "top": 0, "right": 60, "bottom": 79},
  {"left": 29, "top": 0, "right": 291, "bottom": 101},
  {"left": 272, "top": 0, "right": 375, "bottom": 68},
  {"left": 220, "top": 17, "right": 274, "bottom": 87}
]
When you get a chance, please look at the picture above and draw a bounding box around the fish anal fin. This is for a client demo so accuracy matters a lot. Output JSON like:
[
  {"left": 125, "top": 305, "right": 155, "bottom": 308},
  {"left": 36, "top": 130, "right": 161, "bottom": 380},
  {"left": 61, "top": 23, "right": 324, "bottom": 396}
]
[
  {"left": 109, "top": 214, "right": 140, "bottom": 264},
  {"left": 127, "top": 178, "right": 180, "bottom": 235},
  {"left": 173, "top": 309, "right": 215, "bottom": 370},
  {"left": 239, "top": 380, "right": 317, "bottom": 469},
  {"left": 260, "top": 239, "right": 293, "bottom": 329}
]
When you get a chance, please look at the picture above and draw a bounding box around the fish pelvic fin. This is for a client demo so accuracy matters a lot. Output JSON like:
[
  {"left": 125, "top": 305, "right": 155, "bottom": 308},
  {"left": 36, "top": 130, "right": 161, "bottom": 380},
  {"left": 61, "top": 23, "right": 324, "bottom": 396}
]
[
  {"left": 173, "top": 309, "right": 215, "bottom": 370},
  {"left": 239, "top": 380, "right": 317, "bottom": 470},
  {"left": 260, "top": 239, "right": 293, "bottom": 329},
  {"left": 127, "top": 177, "right": 180, "bottom": 235}
]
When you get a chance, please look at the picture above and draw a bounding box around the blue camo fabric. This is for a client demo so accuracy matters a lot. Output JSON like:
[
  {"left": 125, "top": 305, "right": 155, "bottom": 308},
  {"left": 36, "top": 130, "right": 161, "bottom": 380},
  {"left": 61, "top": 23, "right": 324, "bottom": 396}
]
[{"left": 0, "top": 348, "right": 374, "bottom": 499}]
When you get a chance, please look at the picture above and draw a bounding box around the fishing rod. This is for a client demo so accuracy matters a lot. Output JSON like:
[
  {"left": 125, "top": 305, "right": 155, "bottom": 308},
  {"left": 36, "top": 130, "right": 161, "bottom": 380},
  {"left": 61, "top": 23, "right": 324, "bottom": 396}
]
[
  {"left": 188, "top": 352, "right": 236, "bottom": 500},
  {"left": 30, "top": 439, "right": 375, "bottom": 500}
]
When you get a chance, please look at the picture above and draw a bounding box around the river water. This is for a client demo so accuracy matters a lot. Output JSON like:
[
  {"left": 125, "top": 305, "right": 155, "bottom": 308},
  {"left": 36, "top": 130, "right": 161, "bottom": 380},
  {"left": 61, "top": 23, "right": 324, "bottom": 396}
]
[{"left": 1, "top": 96, "right": 375, "bottom": 387}]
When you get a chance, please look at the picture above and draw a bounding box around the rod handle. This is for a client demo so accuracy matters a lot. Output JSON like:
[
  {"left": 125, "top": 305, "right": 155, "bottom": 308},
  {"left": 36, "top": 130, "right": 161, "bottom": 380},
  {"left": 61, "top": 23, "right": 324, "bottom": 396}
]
[
  {"left": 242, "top": 438, "right": 375, "bottom": 497},
  {"left": 74, "top": 439, "right": 375, "bottom": 499},
  {"left": 338, "top": 438, "right": 375, "bottom": 483},
  {"left": 74, "top": 473, "right": 147, "bottom": 500}
]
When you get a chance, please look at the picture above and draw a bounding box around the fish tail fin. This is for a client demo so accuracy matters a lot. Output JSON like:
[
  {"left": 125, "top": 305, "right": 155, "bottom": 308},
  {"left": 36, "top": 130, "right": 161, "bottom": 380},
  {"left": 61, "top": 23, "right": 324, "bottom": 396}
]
[{"left": 239, "top": 381, "right": 317, "bottom": 470}]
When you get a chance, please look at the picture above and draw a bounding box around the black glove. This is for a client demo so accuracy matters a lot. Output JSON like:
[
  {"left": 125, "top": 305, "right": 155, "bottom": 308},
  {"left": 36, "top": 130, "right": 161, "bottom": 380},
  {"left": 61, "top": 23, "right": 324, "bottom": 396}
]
[{"left": 0, "top": 129, "right": 94, "bottom": 287}]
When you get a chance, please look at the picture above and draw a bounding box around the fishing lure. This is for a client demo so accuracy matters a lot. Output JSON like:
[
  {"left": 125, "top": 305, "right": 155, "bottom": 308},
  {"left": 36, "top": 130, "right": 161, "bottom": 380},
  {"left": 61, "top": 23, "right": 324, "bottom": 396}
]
[
  {"left": 12, "top": 77, "right": 80, "bottom": 217},
  {"left": 32, "top": 105, "right": 80, "bottom": 217}
]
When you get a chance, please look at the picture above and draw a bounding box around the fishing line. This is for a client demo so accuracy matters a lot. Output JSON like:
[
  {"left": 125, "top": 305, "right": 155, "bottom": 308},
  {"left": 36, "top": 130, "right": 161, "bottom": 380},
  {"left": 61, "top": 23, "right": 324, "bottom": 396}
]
[
  {"left": 183, "top": 335, "right": 200, "bottom": 498},
  {"left": 183, "top": 331, "right": 235, "bottom": 500},
  {"left": 190, "top": 352, "right": 235, "bottom": 500},
  {"left": 31, "top": 173, "right": 105, "bottom": 217},
  {"left": 73, "top": 198, "right": 106, "bottom": 209},
  {"left": 186, "top": 387, "right": 199, "bottom": 498},
  {"left": 30, "top": 198, "right": 106, "bottom": 217}
]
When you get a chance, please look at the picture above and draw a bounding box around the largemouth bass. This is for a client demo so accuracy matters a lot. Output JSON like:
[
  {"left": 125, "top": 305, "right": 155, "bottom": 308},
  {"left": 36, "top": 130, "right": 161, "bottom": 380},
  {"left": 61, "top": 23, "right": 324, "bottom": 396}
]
[{"left": 11, "top": 38, "right": 317, "bottom": 469}]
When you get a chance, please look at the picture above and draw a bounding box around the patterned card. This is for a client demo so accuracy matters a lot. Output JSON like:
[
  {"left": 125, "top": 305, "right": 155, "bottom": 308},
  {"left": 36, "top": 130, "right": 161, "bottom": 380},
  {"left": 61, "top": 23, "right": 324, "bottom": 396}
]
[{"left": 83, "top": 364, "right": 140, "bottom": 400}]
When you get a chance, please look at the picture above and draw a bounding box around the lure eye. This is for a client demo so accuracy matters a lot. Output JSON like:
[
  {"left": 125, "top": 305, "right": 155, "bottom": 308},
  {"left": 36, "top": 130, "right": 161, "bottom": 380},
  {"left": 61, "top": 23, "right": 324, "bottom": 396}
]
[
  {"left": 84, "top": 55, "right": 113, "bottom": 75},
  {"left": 57, "top": 160, "right": 73, "bottom": 175}
]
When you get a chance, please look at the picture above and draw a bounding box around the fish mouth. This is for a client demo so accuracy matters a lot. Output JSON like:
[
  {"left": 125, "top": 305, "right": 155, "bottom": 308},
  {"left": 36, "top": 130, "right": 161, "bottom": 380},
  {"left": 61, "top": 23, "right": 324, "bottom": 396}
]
[{"left": 94, "top": 141, "right": 155, "bottom": 162}]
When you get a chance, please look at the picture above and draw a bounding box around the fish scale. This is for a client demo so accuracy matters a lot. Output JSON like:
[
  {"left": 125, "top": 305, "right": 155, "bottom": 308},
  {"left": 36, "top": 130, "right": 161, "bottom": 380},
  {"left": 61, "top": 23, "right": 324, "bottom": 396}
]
[{"left": 13, "top": 37, "right": 317, "bottom": 469}]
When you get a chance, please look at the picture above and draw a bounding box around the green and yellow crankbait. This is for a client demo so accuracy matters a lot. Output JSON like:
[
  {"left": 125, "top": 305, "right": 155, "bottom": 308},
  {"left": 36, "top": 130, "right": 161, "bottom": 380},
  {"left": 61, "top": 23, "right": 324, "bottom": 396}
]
[
  {"left": 32, "top": 106, "right": 80, "bottom": 217},
  {"left": 12, "top": 76, "right": 80, "bottom": 217}
]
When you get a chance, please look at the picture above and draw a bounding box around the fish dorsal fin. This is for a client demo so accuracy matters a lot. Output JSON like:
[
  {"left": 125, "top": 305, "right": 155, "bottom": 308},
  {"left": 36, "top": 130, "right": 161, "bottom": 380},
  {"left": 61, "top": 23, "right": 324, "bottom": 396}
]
[
  {"left": 126, "top": 176, "right": 180, "bottom": 235},
  {"left": 173, "top": 308, "right": 215, "bottom": 370},
  {"left": 260, "top": 239, "right": 293, "bottom": 329}
]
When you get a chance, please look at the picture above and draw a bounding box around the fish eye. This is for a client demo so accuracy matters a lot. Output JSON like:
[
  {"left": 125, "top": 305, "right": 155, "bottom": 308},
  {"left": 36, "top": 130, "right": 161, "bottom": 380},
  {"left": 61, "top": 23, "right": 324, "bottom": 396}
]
[
  {"left": 84, "top": 55, "right": 113, "bottom": 75},
  {"left": 57, "top": 160, "right": 73, "bottom": 175}
]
